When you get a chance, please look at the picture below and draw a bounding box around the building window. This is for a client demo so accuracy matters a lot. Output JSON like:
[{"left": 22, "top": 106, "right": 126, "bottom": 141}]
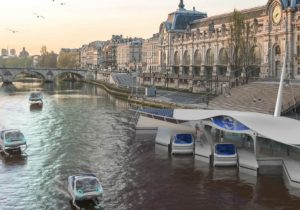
[{"left": 298, "top": 67, "right": 300, "bottom": 74}]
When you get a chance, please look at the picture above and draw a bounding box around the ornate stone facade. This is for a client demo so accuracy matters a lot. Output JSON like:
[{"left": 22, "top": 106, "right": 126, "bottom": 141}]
[{"left": 141, "top": 0, "right": 300, "bottom": 93}]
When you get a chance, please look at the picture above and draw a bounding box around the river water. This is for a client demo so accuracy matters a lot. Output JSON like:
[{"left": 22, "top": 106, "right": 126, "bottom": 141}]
[{"left": 0, "top": 81, "right": 300, "bottom": 210}]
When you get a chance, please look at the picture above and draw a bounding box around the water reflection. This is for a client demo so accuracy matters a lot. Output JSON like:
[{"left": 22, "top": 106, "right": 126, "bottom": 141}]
[
  {"left": 29, "top": 103, "right": 43, "bottom": 111},
  {"left": 1, "top": 83, "right": 17, "bottom": 94},
  {"left": 0, "top": 152, "right": 27, "bottom": 166}
]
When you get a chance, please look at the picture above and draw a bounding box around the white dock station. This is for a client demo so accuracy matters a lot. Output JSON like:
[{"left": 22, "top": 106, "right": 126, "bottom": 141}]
[{"left": 135, "top": 108, "right": 300, "bottom": 189}]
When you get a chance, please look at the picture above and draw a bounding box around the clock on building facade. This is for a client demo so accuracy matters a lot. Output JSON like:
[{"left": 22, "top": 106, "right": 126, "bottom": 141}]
[{"left": 272, "top": 5, "right": 282, "bottom": 24}]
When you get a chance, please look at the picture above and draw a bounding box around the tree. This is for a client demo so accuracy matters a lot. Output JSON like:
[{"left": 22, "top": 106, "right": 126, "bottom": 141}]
[
  {"left": 38, "top": 46, "right": 57, "bottom": 68},
  {"left": 57, "top": 51, "right": 76, "bottom": 68},
  {"left": 229, "top": 9, "right": 254, "bottom": 83},
  {"left": 40, "top": 46, "right": 48, "bottom": 56},
  {"left": 0, "top": 57, "right": 33, "bottom": 68}
]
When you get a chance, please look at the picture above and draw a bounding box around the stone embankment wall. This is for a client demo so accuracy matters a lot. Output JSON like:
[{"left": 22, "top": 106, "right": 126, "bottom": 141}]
[{"left": 88, "top": 80, "right": 182, "bottom": 109}]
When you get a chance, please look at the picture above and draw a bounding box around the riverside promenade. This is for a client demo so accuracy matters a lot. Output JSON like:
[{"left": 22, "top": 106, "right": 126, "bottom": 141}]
[{"left": 91, "top": 78, "right": 300, "bottom": 115}]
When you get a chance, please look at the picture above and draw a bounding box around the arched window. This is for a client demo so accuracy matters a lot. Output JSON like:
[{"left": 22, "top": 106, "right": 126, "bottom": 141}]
[
  {"left": 206, "top": 49, "right": 214, "bottom": 66},
  {"left": 194, "top": 50, "right": 202, "bottom": 66},
  {"left": 174, "top": 51, "right": 180, "bottom": 66},
  {"left": 162, "top": 51, "right": 166, "bottom": 65},
  {"left": 250, "top": 46, "right": 262, "bottom": 65},
  {"left": 183, "top": 50, "right": 190, "bottom": 66},
  {"left": 219, "top": 48, "right": 228, "bottom": 65},
  {"left": 275, "top": 46, "right": 281, "bottom": 55}
]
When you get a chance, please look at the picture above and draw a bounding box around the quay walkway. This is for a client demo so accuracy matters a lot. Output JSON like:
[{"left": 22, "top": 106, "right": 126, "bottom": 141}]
[
  {"left": 208, "top": 82, "right": 300, "bottom": 114},
  {"left": 93, "top": 78, "right": 300, "bottom": 115}
]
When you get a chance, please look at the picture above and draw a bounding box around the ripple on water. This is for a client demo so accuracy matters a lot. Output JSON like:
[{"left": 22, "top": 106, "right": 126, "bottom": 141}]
[{"left": 1, "top": 82, "right": 300, "bottom": 210}]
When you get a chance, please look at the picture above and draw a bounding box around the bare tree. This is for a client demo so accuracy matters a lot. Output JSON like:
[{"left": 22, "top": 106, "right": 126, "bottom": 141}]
[{"left": 229, "top": 9, "right": 254, "bottom": 84}]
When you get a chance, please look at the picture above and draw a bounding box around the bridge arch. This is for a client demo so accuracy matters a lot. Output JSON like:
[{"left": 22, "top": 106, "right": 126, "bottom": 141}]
[
  {"left": 54, "top": 71, "right": 85, "bottom": 81},
  {"left": 0, "top": 68, "right": 88, "bottom": 83},
  {"left": 13, "top": 70, "right": 46, "bottom": 82}
]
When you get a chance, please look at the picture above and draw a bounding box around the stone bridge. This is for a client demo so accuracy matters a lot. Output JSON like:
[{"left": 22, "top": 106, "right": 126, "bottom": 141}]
[{"left": 0, "top": 68, "right": 95, "bottom": 83}]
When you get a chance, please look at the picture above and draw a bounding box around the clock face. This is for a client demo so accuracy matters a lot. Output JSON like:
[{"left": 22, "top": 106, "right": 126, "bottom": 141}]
[{"left": 272, "top": 5, "right": 282, "bottom": 24}]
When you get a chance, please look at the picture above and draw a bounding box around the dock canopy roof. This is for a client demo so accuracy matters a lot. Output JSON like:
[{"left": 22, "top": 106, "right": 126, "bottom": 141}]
[{"left": 173, "top": 109, "right": 300, "bottom": 146}]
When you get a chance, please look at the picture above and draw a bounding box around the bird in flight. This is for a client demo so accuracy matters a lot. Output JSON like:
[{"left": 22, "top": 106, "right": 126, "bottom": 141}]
[
  {"left": 6, "top": 28, "right": 19, "bottom": 34},
  {"left": 60, "top": 2, "right": 66, "bottom": 5},
  {"left": 33, "top": 13, "right": 45, "bottom": 19}
]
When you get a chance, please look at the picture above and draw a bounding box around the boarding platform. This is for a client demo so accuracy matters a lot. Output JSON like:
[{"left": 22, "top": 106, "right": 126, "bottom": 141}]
[
  {"left": 134, "top": 108, "right": 300, "bottom": 189},
  {"left": 194, "top": 140, "right": 211, "bottom": 163},
  {"left": 283, "top": 158, "right": 300, "bottom": 188},
  {"left": 238, "top": 149, "right": 259, "bottom": 176}
]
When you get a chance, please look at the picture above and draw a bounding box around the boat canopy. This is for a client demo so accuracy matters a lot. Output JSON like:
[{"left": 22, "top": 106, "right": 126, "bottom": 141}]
[
  {"left": 174, "top": 134, "right": 193, "bottom": 144},
  {"left": 76, "top": 178, "right": 101, "bottom": 194},
  {"left": 215, "top": 144, "right": 236, "bottom": 156},
  {"left": 173, "top": 109, "right": 300, "bottom": 146},
  {"left": 3, "top": 130, "right": 25, "bottom": 142}
]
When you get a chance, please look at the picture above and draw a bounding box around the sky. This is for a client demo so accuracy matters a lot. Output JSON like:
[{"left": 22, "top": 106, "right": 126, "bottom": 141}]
[{"left": 0, "top": 0, "right": 266, "bottom": 55}]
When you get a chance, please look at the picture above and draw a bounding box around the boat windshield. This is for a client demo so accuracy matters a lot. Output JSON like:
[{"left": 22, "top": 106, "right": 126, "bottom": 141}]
[
  {"left": 30, "top": 92, "right": 41, "bottom": 99},
  {"left": 76, "top": 178, "right": 100, "bottom": 193},
  {"left": 174, "top": 134, "right": 193, "bottom": 144},
  {"left": 215, "top": 144, "right": 236, "bottom": 155},
  {"left": 4, "top": 131, "right": 24, "bottom": 142}
]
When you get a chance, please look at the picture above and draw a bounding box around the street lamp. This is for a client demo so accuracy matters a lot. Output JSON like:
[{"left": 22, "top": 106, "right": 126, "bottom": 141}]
[
  {"left": 206, "top": 87, "right": 210, "bottom": 108},
  {"left": 166, "top": 68, "right": 170, "bottom": 88}
]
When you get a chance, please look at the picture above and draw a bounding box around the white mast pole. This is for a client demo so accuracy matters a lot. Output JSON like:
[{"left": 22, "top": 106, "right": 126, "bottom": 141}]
[{"left": 274, "top": 53, "right": 287, "bottom": 117}]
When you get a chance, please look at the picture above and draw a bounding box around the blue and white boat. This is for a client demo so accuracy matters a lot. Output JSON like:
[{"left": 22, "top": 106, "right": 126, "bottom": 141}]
[
  {"left": 171, "top": 134, "right": 194, "bottom": 155},
  {"left": 29, "top": 92, "right": 43, "bottom": 105},
  {"left": 213, "top": 143, "right": 238, "bottom": 167},
  {"left": 0, "top": 129, "right": 27, "bottom": 154},
  {"left": 68, "top": 173, "right": 103, "bottom": 209}
]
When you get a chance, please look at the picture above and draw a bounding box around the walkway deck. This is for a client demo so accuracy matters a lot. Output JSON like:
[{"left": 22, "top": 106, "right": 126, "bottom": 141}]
[
  {"left": 209, "top": 82, "right": 300, "bottom": 114},
  {"left": 136, "top": 116, "right": 193, "bottom": 135},
  {"left": 238, "top": 149, "right": 259, "bottom": 176},
  {"left": 283, "top": 158, "right": 300, "bottom": 188},
  {"left": 155, "top": 127, "right": 171, "bottom": 147},
  {"left": 195, "top": 140, "right": 211, "bottom": 163}
]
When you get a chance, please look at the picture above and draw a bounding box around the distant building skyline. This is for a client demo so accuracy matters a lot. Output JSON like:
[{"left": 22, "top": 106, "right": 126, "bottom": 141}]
[
  {"left": 0, "top": 47, "right": 29, "bottom": 58},
  {"left": 0, "top": 0, "right": 266, "bottom": 54}
]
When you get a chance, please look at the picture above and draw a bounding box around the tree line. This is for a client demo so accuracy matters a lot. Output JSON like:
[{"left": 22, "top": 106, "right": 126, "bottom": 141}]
[{"left": 0, "top": 45, "right": 78, "bottom": 69}]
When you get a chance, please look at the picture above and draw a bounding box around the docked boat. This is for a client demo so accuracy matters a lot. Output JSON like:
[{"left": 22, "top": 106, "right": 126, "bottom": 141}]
[
  {"left": 213, "top": 143, "right": 238, "bottom": 167},
  {"left": 0, "top": 129, "right": 27, "bottom": 154},
  {"left": 68, "top": 173, "right": 103, "bottom": 209},
  {"left": 29, "top": 92, "right": 43, "bottom": 104},
  {"left": 171, "top": 133, "right": 194, "bottom": 155}
]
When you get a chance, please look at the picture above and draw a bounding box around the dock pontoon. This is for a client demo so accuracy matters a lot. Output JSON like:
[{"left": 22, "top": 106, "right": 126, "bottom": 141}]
[{"left": 134, "top": 108, "right": 300, "bottom": 188}]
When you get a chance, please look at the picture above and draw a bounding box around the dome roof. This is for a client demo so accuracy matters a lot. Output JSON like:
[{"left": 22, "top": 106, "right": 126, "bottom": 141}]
[{"left": 164, "top": 0, "right": 207, "bottom": 31}]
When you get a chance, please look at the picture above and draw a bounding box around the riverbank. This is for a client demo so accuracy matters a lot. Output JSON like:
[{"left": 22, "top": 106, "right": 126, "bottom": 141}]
[{"left": 87, "top": 80, "right": 205, "bottom": 109}]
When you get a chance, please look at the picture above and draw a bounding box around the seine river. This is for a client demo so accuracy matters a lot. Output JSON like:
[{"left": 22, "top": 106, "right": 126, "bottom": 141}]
[{"left": 0, "top": 81, "right": 300, "bottom": 210}]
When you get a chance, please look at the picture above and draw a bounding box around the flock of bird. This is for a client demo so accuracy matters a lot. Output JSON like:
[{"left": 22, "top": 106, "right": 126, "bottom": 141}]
[{"left": 6, "top": 0, "right": 66, "bottom": 34}]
